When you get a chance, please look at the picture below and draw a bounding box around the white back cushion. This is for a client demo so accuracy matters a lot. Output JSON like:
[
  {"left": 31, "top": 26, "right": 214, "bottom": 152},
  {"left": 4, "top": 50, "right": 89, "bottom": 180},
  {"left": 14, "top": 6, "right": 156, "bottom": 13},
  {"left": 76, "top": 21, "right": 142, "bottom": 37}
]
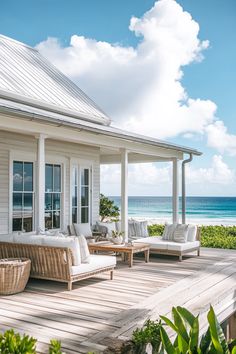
[
  {"left": 187, "top": 225, "right": 197, "bottom": 242},
  {"left": 0, "top": 234, "right": 14, "bottom": 242},
  {"left": 128, "top": 221, "right": 136, "bottom": 237},
  {"left": 173, "top": 224, "right": 189, "bottom": 243},
  {"left": 74, "top": 223, "right": 92, "bottom": 238},
  {"left": 134, "top": 221, "right": 149, "bottom": 237},
  {"left": 77, "top": 235, "right": 90, "bottom": 263},
  {"left": 42, "top": 236, "right": 81, "bottom": 266},
  {"left": 162, "top": 223, "right": 177, "bottom": 241},
  {"left": 13, "top": 234, "right": 44, "bottom": 245}
]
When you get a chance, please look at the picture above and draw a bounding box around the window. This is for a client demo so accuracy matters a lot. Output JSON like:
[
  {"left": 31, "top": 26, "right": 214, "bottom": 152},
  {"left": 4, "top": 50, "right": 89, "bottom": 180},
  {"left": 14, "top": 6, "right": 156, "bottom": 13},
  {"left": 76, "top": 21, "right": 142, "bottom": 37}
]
[
  {"left": 45, "top": 164, "right": 61, "bottom": 229},
  {"left": 81, "top": 168, "right": 90, "bottom": 223},
  {"left": 71, "top": 165, "right": 91, "bottom": 224},
  {"left": 12, "top": 161, "right": 34, "bottom": 232}
]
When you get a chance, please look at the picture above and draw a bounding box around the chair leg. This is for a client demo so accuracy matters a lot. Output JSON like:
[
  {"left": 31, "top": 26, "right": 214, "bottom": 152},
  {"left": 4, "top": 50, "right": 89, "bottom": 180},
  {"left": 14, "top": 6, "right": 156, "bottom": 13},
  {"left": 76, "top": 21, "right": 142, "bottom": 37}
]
[
  {"left": 197, "top": 248, "right": 200, "bottom": 257},
  {"left": 179, "top": 255, "right": 183, "bottom": 262},
  {"left": 68, "top": 281, "right": 72, "bottom": 291},
  {"left": 110, "top": 270, "right": 114, "bottom": 280}
]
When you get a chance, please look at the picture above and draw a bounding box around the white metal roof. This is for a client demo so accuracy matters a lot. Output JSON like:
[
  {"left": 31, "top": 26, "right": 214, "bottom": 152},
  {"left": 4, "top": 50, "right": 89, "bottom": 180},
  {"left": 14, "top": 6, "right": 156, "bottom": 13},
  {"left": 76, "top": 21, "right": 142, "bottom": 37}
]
[{"left": 0, "top": 35, "right": 110, "bottom": 125}]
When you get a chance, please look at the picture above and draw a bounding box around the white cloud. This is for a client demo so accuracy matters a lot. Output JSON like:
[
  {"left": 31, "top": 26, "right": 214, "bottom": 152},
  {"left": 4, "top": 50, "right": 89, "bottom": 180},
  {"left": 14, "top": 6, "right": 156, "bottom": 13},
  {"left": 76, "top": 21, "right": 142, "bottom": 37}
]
[
  {"left": 206, "top": 121, "right": 236, "bottom": 156},
  {"left": 186, "top": 155, "right": 235, "bottom": 185},
  {"left": 36, "top": 0, "right": 217, "bottom": 139}
]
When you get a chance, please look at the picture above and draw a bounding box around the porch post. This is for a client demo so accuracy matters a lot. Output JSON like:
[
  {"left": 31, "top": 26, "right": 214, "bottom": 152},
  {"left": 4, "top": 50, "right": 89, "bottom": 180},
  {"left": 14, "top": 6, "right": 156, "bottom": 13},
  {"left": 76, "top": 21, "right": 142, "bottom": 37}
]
[
  {"left": 36, "top": 134, "right": 46, "bottom": 232},
  {"left": 121, "top": 149, "right": 128, "bottom": 242},
  {"left": 172, "top": 158, "right": 179, "bottom": 224}
]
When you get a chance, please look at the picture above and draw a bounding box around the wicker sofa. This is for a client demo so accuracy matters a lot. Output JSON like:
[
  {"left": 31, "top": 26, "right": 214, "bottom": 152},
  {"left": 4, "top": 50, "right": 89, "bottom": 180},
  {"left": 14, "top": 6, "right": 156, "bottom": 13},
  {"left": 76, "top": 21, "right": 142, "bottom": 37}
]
[
  {"left": 132, "top": 224, "right": 201, "bottom": 261},
  {"left": 0, "top": 234, "right": 116, "bottom": 291}
]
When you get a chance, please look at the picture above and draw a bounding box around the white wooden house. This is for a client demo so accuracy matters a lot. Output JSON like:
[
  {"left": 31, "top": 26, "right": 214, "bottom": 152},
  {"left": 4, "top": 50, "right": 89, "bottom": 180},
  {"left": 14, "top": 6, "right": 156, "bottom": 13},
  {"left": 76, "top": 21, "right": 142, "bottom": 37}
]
[{"left": 0, "top": 34, "right": 201, "bottom": 240}]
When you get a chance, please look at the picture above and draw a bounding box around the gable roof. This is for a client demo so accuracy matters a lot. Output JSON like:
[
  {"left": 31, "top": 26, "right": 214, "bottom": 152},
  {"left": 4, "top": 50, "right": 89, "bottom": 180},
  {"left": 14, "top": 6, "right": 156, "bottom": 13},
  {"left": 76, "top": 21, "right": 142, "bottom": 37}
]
[{"left": 0, "top": 35, "right": 110, "bottom": 125}]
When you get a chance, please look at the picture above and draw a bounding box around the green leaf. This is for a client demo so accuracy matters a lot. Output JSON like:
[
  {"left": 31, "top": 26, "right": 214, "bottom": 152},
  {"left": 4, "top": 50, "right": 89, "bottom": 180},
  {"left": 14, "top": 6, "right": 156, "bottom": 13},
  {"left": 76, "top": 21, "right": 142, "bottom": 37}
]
[
  {"left": 177, "top": 306, "right": 196, "bottom": 327},
  {"left": 200, "top": 326, "right": 212, "bottom": 353},
  {"left": 189, "top": 315, "right": 199, "bottom": 352},
  {"left": 207, "top": 306, "right": 226, "bottom": 354},
  {"left": 172, "top": 307, "right": 190, "bottom": 344},
  {"left": 160, "top": 315, "right": 178, "bottom": 333},
  {"left": 160, "top": 327, "right": 177, "bottom": 354},
  {"left": 231, "top": 346, "right": 236, "bottom": 354}
]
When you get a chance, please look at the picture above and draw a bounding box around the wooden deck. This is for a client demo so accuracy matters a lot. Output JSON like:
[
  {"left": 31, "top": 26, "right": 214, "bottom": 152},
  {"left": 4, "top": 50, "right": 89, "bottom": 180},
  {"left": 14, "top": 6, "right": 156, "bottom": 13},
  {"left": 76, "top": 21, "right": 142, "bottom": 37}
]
[{"left": 0, "top": 248, "right": 236, "bottom": 353}]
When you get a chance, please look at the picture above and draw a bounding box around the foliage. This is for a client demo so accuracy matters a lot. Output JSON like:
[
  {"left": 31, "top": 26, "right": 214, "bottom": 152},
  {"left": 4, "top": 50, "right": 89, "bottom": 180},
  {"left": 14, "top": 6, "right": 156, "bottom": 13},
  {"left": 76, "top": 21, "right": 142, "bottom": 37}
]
[
  {"left": 49, "top": 339, "right": 63, "bottom": 354},
  {"left": 148, "top": 224, "right": 236, "bottom": 249},
  {"left": 99, "top": 194, "right": 120, "bottom": 221},
  {"left": 131, "top": 320, "right": 162, "bottom": 354},
  {"left": 0, "top": 329, "right": 37, "bottom": 354},
  {"left": 126, "top": 306, "right": 236, "bottom": 354},
  {"left": 0, "top": 329, "right": 63, "bottom": 354},
  {"left": 160, "top": 305, "right": 236, "bottom": 354}
]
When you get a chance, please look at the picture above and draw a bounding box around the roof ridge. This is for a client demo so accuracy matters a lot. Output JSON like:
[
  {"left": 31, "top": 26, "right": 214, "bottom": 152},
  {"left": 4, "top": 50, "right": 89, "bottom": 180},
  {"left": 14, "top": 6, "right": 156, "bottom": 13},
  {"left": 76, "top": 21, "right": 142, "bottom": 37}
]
[{"left": 0, "top": 34, "right": 38, "bottom": 52}]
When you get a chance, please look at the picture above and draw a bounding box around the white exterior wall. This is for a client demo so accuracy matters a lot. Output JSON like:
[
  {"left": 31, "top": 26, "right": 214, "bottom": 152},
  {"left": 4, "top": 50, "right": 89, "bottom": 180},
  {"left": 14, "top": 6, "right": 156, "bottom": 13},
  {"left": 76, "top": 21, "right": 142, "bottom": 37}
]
[{"left": 0, "top": 130, "right": 100, "bottom": 234}]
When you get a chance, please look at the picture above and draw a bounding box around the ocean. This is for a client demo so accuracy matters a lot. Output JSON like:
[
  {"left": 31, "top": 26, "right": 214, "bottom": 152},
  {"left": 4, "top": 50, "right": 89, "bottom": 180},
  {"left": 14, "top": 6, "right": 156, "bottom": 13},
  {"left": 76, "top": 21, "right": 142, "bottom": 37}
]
[{"left": 109, "top": 196, "right": 236, "bottom": 225}]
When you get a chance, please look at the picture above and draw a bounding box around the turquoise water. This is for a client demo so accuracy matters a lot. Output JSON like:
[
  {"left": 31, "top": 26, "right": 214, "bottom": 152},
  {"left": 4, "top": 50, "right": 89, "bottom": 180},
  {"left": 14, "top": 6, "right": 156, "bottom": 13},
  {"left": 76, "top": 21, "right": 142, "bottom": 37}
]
[{"left": 109, "top": 196, "right": 236, "bottom": 225}]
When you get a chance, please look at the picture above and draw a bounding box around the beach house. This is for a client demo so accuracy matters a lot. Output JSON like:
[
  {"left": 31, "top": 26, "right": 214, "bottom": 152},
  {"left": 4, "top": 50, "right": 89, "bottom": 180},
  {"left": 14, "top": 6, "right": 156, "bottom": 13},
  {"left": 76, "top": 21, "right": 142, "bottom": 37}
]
[{"left": 0, "top": 34, "right": 201, "bottom": 239}]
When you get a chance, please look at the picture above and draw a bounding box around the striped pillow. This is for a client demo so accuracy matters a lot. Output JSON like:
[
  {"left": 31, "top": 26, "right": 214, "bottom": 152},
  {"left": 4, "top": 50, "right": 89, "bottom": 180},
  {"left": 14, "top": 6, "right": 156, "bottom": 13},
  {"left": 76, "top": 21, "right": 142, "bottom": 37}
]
[
  {"left": 173, "top": 224, "right": 189, "bottom": 243},
  {"left": 162, "top": 223, "right": 177, "bottom": 241}
]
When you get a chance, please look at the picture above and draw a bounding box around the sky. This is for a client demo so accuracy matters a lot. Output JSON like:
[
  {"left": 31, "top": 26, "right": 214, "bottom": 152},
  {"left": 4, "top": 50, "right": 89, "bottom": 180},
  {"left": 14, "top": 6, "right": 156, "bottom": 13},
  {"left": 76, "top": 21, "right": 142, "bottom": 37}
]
[{"left": 1, "top": 0, "right": 236, "bottom": 196}]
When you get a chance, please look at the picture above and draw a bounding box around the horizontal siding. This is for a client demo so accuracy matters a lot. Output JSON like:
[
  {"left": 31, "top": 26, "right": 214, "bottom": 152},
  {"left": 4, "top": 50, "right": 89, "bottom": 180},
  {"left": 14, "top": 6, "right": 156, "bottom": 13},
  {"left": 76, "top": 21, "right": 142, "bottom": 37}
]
[{"left": 0, "top": 130, "right": 100, "bottom": 234}]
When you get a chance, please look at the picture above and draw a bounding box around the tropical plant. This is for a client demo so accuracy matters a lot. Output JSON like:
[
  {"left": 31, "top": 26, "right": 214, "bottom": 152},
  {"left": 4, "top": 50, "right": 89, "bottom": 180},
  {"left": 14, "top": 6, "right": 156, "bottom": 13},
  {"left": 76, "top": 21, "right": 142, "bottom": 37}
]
[
  {"left": 49, "top": 339, "right": 63, "bottom": 354},
  {"left": 99, "top": 194, "right": 120, "bottom": 221},
  {"left": 131, "top": 320, "right": 162, "bottom": 354},
  {"left": 0, "top": 329, "right": 37, "bottom": 353},
  {"left": 160, "top": 306, "right": 236, "bottom": 354}
]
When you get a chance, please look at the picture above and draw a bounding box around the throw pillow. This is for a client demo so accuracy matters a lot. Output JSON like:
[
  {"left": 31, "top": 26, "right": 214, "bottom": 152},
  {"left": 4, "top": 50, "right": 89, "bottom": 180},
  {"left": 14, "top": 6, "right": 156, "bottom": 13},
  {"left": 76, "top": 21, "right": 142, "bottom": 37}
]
[
  {"left": 162, "top": 223, "right": 177, "bottom": 241},
  {"left": 173, "top": 224, "right": 189, "bottom": 243},
  {"left": 77, "top": 235, "right": 90, "bottom": 263},
  {"left": 128, "top": 220, "right": 136, "bottom": 237},
  {"left": 187, "top": 225, "right": 197, "bottom": 242},
  {"left": 73, "top": 223, "right": 92, "bottom": 238},
  {"left": 97, "top": 221, "right": 116, "bottom": 237}
]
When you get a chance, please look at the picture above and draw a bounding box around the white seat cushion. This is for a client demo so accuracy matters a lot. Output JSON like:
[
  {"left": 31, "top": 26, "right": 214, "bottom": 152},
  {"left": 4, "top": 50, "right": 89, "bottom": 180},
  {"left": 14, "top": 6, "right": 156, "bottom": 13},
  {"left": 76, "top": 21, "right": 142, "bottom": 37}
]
[
  {"left": 71, "top": 255, "right": 116, "bottom": 276},
  {"left": 0, "top": 234, "right": 14, "bottom": 242},
  {"left": 167, "top": 241, "right": 200, "bottom": 251},
  {"left": 77, "top": 235, "right": 90, "bottom": 263},
  {"left": 42, "top": 236, "right": 81, "bottom": 266},
  {"left": 187, "top": 225, "right": 197, "bottom": 242},
  {"left": 134, "top": 236, "right": 168, "bottom": 250},
  {"left": 13, "top": 234, "right": 44, "bottom": 245},
  {"left": 73, "top": 223, "right": 92, "bottom": 238}
]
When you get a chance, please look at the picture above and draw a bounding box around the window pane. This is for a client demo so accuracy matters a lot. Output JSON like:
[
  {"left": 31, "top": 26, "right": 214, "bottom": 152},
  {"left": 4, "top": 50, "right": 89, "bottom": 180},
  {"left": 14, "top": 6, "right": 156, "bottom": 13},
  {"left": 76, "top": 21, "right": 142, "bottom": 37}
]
[
  {"left": 54, "top": 165, "right": 61, "bottom": 192},
  {"left": 45, "top": 193, "right": 52, "bottom": 210},
  {"left": 24, "top": 162, "right": 33, "bottom": 191},
  {"left": 23, "top": 193, "right": 33, "bottom": 211},
  {"left": 53, "top": 211, "right": 60, "bottom": 229},
  {"left": 72, "top": 186, "right": 77, "bottom": 207},
  {"left": 45, "top": 164, "right": 53, "bottom": 192},
  {"left": 53, "top": 193, "right": 61, "bottom": 210},
  {"left": 81, "top": 187, "right": 89, "bottom": 206},
  {"left": 23, "top": 217, "right": 33, "bottom": 232},
  {"left": 13, "top": 161, "right": 23, "bottom": 191},
  {"left": 72, "top": 207, "right": 77, "bottom": 223},
  {"left": 73, "top": 166, "right": 77, "bottom": 186},
  {"left": 45, "top": 211, "right": 52, "bottom": 229},
  {"left": 81, "top": 207, "right": 89, "bottom": 223},
  {"left": 81, "top": 168, "right": 89, "bottom": 186},
  {"left": 13, "top": 217, "right": 22, "bottom": 231},
  {"left": 13, "top": 193, "right": 22, "bottom": 211}
]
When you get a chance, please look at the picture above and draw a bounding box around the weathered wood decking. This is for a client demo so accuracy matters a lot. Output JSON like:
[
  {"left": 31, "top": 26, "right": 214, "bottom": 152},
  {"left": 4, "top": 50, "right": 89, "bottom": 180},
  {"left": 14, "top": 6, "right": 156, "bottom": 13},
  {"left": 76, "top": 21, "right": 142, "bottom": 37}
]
[{"left": 0, "top": 248, "right": 236, "bottom": 353}]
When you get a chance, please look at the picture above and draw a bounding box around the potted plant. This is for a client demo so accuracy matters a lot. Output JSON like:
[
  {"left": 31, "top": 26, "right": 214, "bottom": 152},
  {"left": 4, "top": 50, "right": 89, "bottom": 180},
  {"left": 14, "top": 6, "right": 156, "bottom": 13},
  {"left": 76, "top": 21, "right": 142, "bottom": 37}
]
[{"left": 110, "top": 230, "right": 124, "bottom": 245}]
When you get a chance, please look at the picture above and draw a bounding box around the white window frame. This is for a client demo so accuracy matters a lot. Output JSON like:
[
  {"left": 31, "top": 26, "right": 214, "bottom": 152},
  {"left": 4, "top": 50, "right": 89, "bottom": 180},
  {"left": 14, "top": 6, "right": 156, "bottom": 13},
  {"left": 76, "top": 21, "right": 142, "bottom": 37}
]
[
  {"left": 70, "top": 158, "right": 93, "bottom": 225},
  {"left": 9, "top": 151, "right": 36, "bottom": 233},
  {"left": 44, "top": 158, "right": 65, "bottom": 231}
]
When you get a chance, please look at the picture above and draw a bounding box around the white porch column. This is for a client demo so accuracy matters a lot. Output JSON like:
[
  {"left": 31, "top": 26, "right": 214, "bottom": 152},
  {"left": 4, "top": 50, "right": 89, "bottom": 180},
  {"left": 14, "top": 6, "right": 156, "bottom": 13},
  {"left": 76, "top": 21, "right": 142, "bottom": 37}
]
[
  {"left": 172, "top": 158, "right": 179, "bottom": 224},
  {"left": 121, "top": 149, "right": 128, "bottom": 242},
  {"left": 36, "top": 134, "right": 46, "bottom": 232}
]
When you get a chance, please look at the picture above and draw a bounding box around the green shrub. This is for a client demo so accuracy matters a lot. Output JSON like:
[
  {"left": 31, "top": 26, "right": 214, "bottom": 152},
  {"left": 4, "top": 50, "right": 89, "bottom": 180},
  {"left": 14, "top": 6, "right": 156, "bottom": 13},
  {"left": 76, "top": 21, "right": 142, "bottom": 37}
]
[
  {"left": 99, "top": 194, "right": 120, "bottom": 221},
  {"left": 131, "top": 320, "right": 162, "bottom": 354},
  {"left": 0, "top": 329, "right": 37, "bottom": 354},
  {"left": 148, "top": 224, "right": 236, "bottom": 249},
  {"left": 49, "top": 339, "right": 63, "bottom": 354}
]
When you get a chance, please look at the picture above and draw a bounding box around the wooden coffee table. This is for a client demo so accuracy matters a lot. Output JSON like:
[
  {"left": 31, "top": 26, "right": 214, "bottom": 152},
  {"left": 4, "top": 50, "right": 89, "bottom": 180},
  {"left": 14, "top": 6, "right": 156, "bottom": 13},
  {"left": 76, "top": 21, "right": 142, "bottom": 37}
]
[{"left": 88, "top": 242, "right": 150, "bottom": 267}]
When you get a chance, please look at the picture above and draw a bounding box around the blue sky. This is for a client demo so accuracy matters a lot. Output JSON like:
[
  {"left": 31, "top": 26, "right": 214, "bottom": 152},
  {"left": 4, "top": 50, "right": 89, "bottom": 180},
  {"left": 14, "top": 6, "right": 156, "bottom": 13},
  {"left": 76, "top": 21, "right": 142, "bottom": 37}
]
[{"left": 1, "top": 0, "right": 236, "bottom": 195}]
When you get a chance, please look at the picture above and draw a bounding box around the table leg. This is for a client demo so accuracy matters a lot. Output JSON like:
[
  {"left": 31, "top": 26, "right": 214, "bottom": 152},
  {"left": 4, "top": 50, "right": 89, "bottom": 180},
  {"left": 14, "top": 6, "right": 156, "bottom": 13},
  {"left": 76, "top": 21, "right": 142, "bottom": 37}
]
[
  {"left": 129, "top": 252, "right": 133, "bottom": 267},
  {"left": 145, "top": 249, "right": 150, "bottom": 263}
]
